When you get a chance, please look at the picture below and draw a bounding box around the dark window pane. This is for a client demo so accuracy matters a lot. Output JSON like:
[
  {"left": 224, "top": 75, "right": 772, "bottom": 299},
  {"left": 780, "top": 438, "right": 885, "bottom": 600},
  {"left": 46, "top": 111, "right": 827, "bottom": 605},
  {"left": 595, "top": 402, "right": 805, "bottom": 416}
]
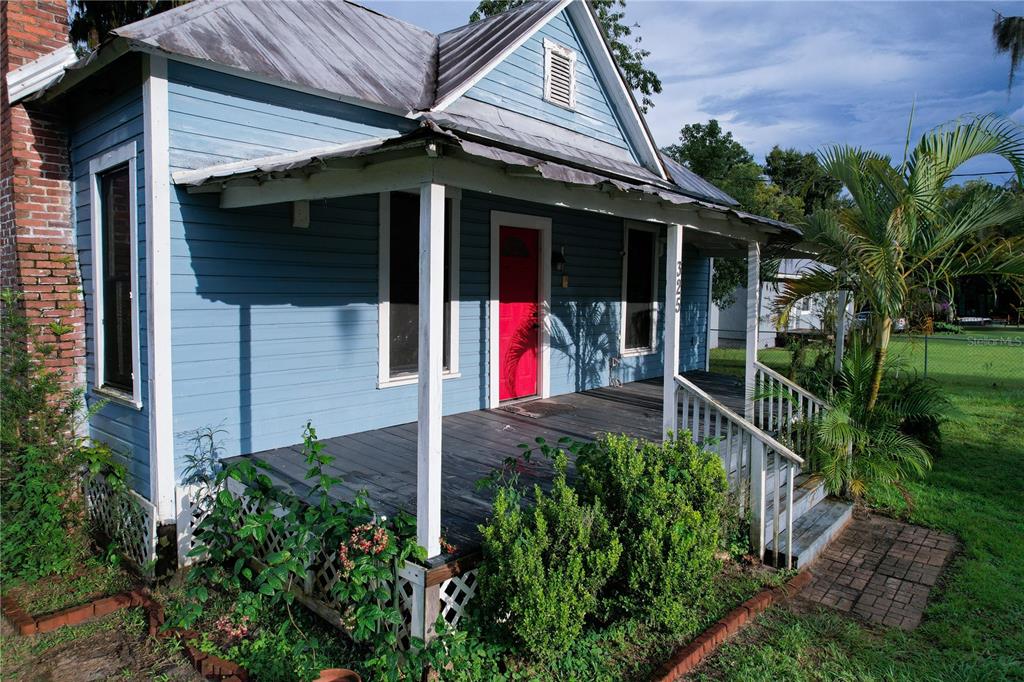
[
  {"left": 388, "top": 193, "right": 452, "bottom": 378},
  {"left": 101, "top": 165, "right": 133, "bottom": 392},
  {"left": 624, "top": 228, "right": 655, "bottom": 350}
]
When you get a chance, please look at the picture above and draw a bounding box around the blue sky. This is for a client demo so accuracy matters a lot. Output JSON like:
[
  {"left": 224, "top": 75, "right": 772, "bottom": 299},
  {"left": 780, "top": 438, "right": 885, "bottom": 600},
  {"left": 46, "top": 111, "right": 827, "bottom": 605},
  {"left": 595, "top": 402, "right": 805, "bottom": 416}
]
[{"left": 362, "top": 1, "right": 1024, "bottom": 181}]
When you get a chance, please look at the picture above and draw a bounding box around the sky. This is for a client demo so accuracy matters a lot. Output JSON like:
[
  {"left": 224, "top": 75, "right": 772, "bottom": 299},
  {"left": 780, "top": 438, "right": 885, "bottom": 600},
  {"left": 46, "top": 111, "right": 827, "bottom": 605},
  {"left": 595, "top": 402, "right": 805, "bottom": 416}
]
[{"left": 362, "top": 0, "right": 1024, "bottom": 181}]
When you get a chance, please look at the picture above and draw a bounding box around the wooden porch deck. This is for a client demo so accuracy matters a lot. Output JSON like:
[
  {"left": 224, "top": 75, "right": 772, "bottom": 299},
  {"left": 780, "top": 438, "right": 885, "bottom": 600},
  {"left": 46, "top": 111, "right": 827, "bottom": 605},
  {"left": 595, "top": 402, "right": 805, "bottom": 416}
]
[{"left": 229, "top": 371, "right": 745, "bottom": 558}]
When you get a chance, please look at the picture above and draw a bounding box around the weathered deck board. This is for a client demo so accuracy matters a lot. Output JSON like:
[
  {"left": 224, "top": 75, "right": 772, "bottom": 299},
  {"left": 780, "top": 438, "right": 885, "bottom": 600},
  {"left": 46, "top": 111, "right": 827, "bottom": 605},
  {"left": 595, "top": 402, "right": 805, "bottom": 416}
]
[{"left": 228, "top": 372, "right": 745, "bottom": 556}]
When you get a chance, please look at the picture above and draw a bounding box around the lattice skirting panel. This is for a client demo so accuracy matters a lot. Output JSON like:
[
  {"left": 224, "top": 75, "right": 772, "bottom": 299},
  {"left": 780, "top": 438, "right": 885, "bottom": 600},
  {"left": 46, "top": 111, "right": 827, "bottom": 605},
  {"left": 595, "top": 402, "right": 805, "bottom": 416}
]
[
  {"left": 84, "top": 473, "right": 158, "bottom": 576},
  {"left": 174, "top": 483, "right": 480, "bottom": 646}
]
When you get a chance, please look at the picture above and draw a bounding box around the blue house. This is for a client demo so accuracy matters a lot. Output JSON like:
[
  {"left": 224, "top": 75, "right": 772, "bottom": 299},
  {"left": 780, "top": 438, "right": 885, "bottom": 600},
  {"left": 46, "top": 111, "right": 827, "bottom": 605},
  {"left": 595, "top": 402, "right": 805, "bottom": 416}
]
[{"left": 13, "top": 1, "right": 848, "bottom": 615}]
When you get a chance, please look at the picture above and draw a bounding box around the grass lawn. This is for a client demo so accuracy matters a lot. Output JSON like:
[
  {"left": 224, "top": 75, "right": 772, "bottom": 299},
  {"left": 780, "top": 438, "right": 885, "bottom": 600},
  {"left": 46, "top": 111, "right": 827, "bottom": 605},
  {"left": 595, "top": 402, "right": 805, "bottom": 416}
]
[{"left": 696, "top": 340, "right": 1024, "bottom": 680}]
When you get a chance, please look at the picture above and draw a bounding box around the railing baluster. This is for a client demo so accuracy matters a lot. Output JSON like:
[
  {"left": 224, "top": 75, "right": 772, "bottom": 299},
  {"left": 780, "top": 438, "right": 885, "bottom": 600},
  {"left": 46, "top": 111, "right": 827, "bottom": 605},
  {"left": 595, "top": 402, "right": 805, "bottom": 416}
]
[
  {"left": 786, "top": 461, "right": 795, "bottom": 570},
  {"left": 681, "top": 390, "right": 690, "bottom": 439},
  {"left": 773, "top": 452, "right": 781, "bottom": 568}
]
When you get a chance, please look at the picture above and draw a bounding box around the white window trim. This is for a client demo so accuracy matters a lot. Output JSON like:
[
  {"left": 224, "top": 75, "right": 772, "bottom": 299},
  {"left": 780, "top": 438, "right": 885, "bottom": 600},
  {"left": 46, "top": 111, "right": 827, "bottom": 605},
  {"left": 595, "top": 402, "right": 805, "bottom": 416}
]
[
  {"left": 378, "top": 189, "right": 461, "bottom": 389},
  {"left": 489, "top": 210, "right": 552, "bottom": 408},
  {"left": 89, "top": 141, "right": 142, "bottom": 409},
  {"left": 543, "top": 38, "right": 577, "bottom": 110},
  {"left": 620, "top": 221, "right": 660, "bottom": 357}
]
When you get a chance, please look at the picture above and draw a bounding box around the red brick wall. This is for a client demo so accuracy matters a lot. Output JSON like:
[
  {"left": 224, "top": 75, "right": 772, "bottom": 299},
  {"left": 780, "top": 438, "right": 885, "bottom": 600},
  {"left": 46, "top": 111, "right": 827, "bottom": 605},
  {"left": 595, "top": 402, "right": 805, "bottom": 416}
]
[{"left": 1, "top": 1, "right": 85, "bottom": 385}]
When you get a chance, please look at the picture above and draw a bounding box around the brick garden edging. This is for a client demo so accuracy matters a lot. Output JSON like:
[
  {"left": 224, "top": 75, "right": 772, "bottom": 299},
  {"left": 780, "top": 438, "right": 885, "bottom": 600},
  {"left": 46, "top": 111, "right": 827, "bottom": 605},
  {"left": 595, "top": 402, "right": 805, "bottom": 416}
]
[
  {"left": 651, "top": 570, "right": 813, "bottom": 681},
  {"left": 2, "top": 586, "right": 249, "bottom": 681}
]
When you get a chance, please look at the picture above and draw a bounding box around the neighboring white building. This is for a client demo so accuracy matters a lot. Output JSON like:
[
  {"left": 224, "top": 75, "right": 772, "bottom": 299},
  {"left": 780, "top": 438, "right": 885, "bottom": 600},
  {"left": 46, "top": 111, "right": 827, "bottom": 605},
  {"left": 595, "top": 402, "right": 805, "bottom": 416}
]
[{"left": 710, "top": 258, "right": 844, "bottom": 349}]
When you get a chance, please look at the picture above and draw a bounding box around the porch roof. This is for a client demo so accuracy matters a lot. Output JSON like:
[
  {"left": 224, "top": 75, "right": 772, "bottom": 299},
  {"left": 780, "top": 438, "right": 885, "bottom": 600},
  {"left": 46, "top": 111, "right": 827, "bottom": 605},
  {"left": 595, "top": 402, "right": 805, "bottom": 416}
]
[
  {"left": 172, "top": 122, "right": 802, "bottom": 244},
  {"left": 226, "top": 374, "right": 745, "bottom": 566}
]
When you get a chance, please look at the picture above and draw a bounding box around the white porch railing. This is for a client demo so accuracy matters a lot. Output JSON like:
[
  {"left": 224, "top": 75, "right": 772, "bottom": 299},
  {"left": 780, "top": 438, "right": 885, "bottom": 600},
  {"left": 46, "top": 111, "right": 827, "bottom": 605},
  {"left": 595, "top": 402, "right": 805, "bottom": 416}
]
[
  {"left": 753, "top": 361, "right": 827, "bottom": 450},
  {"left": 673, "top": 374, "right": 804, "bottom": 568}
]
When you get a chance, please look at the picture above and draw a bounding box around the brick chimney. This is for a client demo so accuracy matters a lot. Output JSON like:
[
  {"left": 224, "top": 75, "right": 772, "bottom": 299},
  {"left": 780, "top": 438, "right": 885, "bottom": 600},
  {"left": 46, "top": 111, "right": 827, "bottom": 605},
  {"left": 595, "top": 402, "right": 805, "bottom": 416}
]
[{"left": 1, "top": 1, "right": 85, "bottom": 386}]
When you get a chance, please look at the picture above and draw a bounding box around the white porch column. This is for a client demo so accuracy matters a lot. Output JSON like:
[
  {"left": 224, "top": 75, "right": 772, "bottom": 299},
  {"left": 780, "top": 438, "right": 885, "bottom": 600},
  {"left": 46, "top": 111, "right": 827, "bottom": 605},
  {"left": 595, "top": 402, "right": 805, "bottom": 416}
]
[
  {"left": 417, "top": 182, "right": 445, "bottom": 557},
  {"left": 834, "top": 290, "right": 848, "bottom": 375},
  {"left": 662, "top": 224, "right": 683, "bottom": 439},
  {"left": 744, "top": 242, "right": 760, "bottom": 420}
]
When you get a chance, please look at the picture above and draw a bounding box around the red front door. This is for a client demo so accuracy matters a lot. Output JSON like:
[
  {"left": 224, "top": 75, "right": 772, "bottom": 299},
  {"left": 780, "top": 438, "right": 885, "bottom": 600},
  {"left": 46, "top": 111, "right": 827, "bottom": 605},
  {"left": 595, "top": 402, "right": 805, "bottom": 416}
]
[{"left": 499, "top": 226, "right": 539, "bottom": 401}]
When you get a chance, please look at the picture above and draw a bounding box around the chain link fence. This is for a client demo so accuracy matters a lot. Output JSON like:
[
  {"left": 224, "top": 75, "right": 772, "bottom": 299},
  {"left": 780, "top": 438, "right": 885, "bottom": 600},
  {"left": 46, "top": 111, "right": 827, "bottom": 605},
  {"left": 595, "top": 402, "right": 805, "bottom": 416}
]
[{"left": 710, "top": 328, "right": 1024, "bottom": 398}]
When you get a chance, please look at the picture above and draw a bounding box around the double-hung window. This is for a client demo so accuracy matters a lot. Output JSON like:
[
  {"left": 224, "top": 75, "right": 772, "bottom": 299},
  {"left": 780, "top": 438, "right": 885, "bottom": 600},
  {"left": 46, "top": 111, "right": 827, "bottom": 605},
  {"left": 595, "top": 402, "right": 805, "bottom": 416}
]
[
  {"left": 89, "top": 142, "right": 140, "bottom": 406},
  {"left": 621, "top": 224, "right": 658, "bottom": 355},
  {"left": 378, "top": 190, "right": 460, "bottom": 386}
]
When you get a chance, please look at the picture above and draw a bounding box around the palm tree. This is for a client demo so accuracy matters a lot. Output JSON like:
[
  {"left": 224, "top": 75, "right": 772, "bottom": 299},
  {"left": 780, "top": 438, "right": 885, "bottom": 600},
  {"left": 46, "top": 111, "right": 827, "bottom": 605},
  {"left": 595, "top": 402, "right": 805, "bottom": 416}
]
[
  {"left": 775, "top": 115, "right": 1024, "bottom": 411},
  {"left": 993, "top": 12, "right": 1024, "bottom": 92},
  {"left": 796, "top": 342, "right": 947, "bottom": 500}
]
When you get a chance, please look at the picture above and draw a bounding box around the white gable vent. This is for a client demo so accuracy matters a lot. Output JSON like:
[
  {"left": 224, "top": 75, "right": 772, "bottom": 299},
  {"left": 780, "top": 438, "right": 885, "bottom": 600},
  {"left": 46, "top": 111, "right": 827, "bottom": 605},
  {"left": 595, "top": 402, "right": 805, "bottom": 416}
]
[{"left": 543, "top": 39, "right": 577, "bottom": 110}]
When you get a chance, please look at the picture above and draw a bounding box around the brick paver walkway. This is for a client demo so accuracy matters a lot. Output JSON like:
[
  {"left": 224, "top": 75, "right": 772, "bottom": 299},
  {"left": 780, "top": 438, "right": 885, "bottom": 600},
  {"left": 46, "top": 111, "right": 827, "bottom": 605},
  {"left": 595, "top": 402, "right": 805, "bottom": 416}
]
[{"left": 799, "top": 514, "right": 957, "bottom": 629}]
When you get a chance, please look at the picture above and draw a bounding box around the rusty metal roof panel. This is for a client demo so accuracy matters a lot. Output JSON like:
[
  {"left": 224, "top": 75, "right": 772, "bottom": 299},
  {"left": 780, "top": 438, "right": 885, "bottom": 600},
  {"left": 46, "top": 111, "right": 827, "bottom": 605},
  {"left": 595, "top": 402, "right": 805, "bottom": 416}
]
[
  {"left": 113, "top": 0, "right": 438, "bottom": 112},
  {"left": 435, "top": 0, "right": 564, "bottom": 105}
]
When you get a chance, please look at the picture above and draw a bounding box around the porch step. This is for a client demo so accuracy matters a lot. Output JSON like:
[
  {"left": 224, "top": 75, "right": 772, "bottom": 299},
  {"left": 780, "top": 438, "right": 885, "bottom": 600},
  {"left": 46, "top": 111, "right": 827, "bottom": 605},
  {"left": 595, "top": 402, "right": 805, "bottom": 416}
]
[
  {"left": 763, "top": 496, "right": 853, "bottom": 569},
  {"left": 763, "top": 473, "right": 828, "bottom": 540}
]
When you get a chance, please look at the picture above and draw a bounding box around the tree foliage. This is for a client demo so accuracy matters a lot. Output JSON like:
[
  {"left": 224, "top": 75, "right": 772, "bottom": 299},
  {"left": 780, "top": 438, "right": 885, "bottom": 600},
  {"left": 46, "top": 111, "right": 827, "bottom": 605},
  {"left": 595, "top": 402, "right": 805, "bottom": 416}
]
[
  {"left": 765, "top": 145, "right": 843, "bottom": 215},
  {"left": 993, "top": 12, "right": 1024, "bottom": 92},
  {"left": 68, "top": 1, "right": 188, "bottom": 51},
  {"left": 470, "top": 0, "right": 662, "bottom": 111},
  {"left": 665, "top": 120, "right": 826, "bottom": 306}
]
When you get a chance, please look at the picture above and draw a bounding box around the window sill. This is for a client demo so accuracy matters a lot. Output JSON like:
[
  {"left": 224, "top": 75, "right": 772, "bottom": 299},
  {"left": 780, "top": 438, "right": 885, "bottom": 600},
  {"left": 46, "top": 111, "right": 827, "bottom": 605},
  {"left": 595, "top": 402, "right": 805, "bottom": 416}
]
[
  {"left": 92, "top": 386, "right": 142, "bottom": 410},
  {"left": 620, "top": 347, "right": 657, "bottom": 358},
  {"left": 377, "top": 371, "right": 462, "bottom": 389}
]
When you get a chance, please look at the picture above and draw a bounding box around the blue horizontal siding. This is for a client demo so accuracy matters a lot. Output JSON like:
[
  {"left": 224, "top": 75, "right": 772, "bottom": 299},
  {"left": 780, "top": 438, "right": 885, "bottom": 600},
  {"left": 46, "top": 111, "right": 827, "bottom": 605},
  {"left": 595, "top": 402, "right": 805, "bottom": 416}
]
[
  {"left": 167, "top": 61, "right": 414, "bottom": 171},
  {"left": 680, "top": 252, "right": 710, "bottom": 372},
  {"left": 169, "top": 187, "right": 710, "bottom": 467},
  {"left": 169, "top": 190, "right": 489, "bottom": 465},
  {"left": 70, "top": 86, "right": 151, "bottom": 498},
  {"left": 463, "top": 10, "right": 636, "bottom": 158}
]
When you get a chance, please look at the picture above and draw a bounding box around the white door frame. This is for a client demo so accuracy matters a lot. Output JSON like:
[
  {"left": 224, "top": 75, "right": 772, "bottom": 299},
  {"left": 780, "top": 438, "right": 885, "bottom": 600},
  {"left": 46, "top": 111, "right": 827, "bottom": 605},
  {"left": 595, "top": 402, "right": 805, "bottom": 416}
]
[{"left": 489, "top": 211, "right": 552, "bottom": 408}]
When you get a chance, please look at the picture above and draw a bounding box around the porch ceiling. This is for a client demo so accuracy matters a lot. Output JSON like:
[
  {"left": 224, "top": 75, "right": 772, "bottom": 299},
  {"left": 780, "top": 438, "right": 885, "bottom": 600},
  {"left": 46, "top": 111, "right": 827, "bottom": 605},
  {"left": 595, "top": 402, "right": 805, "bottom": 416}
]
[
  {"left": 172, "top": 123, "right": 802, "bottom": 246},
  {"left": 226, "top": 374, "right": 744, "bottom": 564}
]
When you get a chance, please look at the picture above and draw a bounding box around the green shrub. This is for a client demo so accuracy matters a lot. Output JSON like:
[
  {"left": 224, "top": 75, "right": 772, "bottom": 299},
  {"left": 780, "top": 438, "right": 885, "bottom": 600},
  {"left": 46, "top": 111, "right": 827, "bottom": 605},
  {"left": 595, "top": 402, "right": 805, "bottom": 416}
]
[
  {"left": 476, "top": 452, "right": 621, "bottom": 660},
  {"left": 575, "top": 434, "right": 728, "bottom": 633},
  {"left": 0, "top": 290, "right": 120, "bottom": 581}
]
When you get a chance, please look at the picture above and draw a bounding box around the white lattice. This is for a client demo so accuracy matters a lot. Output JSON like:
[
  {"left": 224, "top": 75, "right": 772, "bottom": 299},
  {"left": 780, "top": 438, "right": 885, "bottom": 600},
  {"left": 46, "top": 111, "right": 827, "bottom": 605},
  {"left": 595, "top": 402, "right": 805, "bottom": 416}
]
[
  {"left": 175, "top": 483, "right": 214, "bottom": 567},
  {"left": 173, "top": 482, "right": 480, "bottom": 647},
  {"left": 85, "top": 473, "right": 157, "bottom": 575},
  {"left": 439, "top": 569, "right": 478, "bottom": 629}
]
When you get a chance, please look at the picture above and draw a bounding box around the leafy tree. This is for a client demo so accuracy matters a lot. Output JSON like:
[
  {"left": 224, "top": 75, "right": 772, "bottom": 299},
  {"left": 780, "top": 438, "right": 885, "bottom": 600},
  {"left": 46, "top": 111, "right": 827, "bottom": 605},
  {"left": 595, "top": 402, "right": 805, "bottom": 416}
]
[
  {"left": 765, "top": 146, "right": 842, "bottom": 215},
  {"left": 665, "top": 121, "right": 801, "bottom": 306},
  {"left": 663, "top": 120, "right": 754, "bottom": 188},
  {"left": 69, "top": 1, "right": 188, "bottom": 51},
  {"left": 470, "top": 0, "right": 662, "bottom": 111},
  {"left": 993, "top": 12, "right": 1024, "bottom": 92},
  {"left": 774, "top": 115, "right": 1024, "bottom": 410}
]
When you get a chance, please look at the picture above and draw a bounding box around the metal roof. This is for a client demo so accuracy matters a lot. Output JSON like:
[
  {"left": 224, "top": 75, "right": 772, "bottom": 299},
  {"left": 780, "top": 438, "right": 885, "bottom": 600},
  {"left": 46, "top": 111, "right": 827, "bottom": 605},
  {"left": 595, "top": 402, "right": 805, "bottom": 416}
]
[
  {"left": 659, "top": 153, "right": 739, "bottom": 207},
  {"left": 171, "top": 122, "right": 801, "bottom": 239},
  {"left": 435, "top": 0, "right": 565, "bottom": 105},
  {"left": 112, "top": 0, "right": 438, "bottom": 113},
  {"left": 45, "top": 0, "right": 756, "bottom": 222}
]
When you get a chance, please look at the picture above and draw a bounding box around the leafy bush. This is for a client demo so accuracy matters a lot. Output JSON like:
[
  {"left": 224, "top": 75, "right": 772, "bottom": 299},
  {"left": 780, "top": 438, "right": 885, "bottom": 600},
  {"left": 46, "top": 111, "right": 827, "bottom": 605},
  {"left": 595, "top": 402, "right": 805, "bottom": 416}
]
[
  {"left": 933, "top": 321, "right": 963, "bottom": 334},
  {"left": 575, "top": 434, "right": 728, "bottom": 633},
  {"left": 173, "top": 421, "right": 424, "bottom": 679},
  {"left": 0, "top": 290, "right": 120, "bottom": 581},
  {"left": 476, "top": 451, "right": 621, "bottom": 660},
  {"left": 195, "top": 591, "right": 360, "bottom": 682}
]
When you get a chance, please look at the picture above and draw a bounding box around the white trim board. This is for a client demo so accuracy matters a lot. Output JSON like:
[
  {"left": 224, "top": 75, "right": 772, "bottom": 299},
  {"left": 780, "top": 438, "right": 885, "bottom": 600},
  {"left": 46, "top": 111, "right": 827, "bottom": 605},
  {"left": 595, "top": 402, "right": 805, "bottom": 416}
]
[
  {"left": 489, "top": 210, "right": 552, "bottom": 408},
  {"left": 377, "top": 188, "right": 462, "bottom": 388},
  {"left": 619, "top": 221, "right": 661, "bottom": 358},
  {"left": 88, "top": 141, "right": 142, "bottom": 410},
  {"left": 143, "top": 55, "right": 176, "bottom": 523}
]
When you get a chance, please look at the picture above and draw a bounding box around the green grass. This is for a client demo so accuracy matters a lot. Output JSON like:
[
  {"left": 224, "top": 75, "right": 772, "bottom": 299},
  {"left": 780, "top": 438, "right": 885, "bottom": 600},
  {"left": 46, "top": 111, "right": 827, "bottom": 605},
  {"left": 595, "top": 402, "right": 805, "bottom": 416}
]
[{"left": 696, "top": 344, "right": 1024, "bottom": 681}]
